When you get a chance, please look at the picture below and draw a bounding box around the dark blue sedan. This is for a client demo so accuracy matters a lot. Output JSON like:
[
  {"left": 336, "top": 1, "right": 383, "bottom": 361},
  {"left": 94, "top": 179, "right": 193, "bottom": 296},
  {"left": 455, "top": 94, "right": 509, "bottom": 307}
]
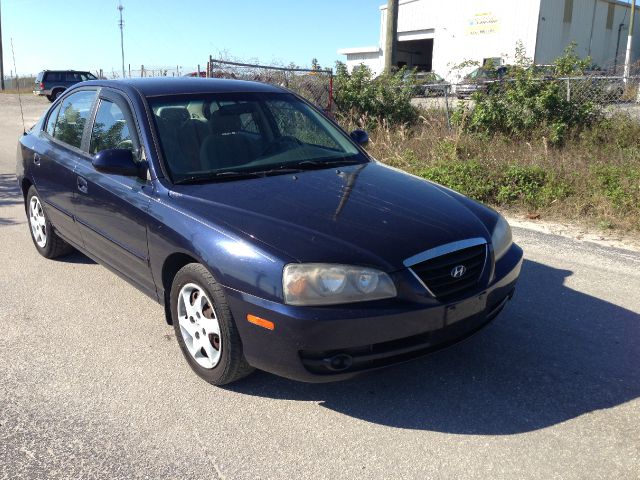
[{"left": 16, "top": 78, "right": 523, "bottom": 385}]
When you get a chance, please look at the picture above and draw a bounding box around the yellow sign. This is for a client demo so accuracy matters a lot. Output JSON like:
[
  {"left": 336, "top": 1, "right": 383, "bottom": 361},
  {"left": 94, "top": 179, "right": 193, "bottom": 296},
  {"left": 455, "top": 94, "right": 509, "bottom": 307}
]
[{"left": 466, "top": 12, "right": 500, "bottom": 36}]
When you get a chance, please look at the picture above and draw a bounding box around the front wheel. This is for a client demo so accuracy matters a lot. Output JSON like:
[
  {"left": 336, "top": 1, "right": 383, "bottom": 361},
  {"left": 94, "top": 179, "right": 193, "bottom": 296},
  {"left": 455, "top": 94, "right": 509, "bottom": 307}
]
[
  {"left": 170, "top": 263, "right": 253, "bottom": 385},
  {"left": 26, "top": 186, "right": 74, "bottom": 259}
]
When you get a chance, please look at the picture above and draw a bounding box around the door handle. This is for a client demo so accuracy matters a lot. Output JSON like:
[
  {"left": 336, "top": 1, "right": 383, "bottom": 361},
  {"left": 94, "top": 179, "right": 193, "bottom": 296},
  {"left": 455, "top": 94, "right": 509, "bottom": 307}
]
[
  {"left": 77, "top": 176, "right": 88, "bottom": 194},
  {"left": 33, "top": 153, "right": 41, "bottom": 166}
]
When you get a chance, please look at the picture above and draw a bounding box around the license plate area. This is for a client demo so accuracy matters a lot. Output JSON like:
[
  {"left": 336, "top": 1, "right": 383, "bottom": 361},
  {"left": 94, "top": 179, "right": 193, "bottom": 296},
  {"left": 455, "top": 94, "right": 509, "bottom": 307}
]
[{"left": 445, "top": 292, "right": 487, "bottom": 325}]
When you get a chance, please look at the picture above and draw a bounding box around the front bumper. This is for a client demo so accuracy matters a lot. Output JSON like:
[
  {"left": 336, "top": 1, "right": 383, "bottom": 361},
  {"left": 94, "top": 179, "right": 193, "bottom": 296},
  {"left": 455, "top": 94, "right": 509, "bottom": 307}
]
[{"left": 225, "top": 243, "right": 523, "bottom": 382}]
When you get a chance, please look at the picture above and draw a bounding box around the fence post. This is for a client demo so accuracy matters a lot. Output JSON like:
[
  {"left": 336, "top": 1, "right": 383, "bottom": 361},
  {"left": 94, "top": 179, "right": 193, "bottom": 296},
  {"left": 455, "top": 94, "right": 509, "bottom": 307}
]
[
  {"left": 141, "top": 65, "right": 145, "bottom": 77},
  {"left": 566, "top": 78, "right": 571, "bottom": 102},
  {"left": 328, "top": 73, "right": 334, "bottom": 111},
  {"left": 444, "top": 84, "right": 451, "bottom": 130},
  {"left": 128, "top": 64, "right": 131, "bottom": 78}
]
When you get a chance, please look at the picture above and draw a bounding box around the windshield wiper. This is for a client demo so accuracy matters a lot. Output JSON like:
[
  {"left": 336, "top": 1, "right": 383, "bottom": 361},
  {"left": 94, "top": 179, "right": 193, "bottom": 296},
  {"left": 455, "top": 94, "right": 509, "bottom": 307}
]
[
  {"left": 290, "top": 159, "right": 364, "bottom": 170},
  {"left": 174, "top": 167, "right": 302, "bottom": 185},
  {"left": 174, "top": 171, "right": 264, "bottom": 185}
]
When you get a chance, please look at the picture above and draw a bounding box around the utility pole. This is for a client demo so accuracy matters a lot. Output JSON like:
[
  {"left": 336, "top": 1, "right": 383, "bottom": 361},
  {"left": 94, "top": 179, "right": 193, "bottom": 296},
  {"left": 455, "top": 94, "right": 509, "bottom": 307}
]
[
  {"left": 384, "top": 0, "right": 399, "bottom": 73},
  {"left": 0, "top": 0, "right": 5, "bottom": 90},
  {"left": 624, "top": 0, "right": 636, "bottom": 81},
  {"left": 118, "top": 2, "right": 125, "bottom": 78}
]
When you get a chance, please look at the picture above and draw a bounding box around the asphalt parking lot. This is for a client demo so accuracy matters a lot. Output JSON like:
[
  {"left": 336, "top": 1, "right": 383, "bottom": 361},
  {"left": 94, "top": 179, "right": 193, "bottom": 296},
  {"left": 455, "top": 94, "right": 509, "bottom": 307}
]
[{"left": 1, "top": 94, "right": 639, "bottom": 480}]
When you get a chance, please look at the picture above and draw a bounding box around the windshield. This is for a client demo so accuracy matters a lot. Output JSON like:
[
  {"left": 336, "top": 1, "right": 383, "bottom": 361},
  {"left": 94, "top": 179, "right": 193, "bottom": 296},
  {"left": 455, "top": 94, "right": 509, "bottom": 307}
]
[
  {"left": 467, "top": 68, "right": 491, "bottom": 80},
  {"left": 149, "top": 92, "right": 365, "bottom": 183}
]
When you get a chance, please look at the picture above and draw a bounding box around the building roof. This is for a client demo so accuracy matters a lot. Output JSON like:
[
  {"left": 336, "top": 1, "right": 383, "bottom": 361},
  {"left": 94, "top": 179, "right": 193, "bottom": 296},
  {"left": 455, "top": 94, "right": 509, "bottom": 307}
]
[{"left": 337, "top": 46, "right": 381, "bottom": 55}]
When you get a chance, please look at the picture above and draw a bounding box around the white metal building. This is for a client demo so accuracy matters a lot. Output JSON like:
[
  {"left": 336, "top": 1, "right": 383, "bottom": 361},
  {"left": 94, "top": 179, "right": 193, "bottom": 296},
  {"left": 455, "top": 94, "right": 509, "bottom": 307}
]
[{"left": 338, "top": 0, "right": 640, "bottom": 80}]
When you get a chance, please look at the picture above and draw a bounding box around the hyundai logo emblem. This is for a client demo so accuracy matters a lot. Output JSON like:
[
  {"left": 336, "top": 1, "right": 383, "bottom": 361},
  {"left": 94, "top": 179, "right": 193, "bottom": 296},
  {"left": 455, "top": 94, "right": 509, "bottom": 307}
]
[{"left": 451, "top": 265, "right": 467, "bottom": 279}]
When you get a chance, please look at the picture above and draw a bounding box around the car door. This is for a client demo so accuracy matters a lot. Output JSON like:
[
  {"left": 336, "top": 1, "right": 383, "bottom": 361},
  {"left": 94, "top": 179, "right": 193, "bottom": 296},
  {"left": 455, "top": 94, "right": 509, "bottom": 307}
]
[
  {"left": 31, "top": 89, "right": 97, "bottom": 246},
  {"left": 73, "top": 89, "right": 155, "bottom": 296}
]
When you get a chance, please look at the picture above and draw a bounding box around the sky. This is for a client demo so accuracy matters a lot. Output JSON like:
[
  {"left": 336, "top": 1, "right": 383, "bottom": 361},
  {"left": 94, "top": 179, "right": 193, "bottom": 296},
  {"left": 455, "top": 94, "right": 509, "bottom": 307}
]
[{"left": 0, "top": 0, "right": 384, "bottom": 76}]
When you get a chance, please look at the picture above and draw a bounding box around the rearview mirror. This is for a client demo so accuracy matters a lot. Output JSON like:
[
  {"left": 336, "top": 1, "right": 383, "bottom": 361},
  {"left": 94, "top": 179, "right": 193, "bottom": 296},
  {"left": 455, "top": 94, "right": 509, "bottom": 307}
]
[
  {"left": 92, "top": 149, "right": 140, "bottom": 177},
  {"left": 350, "top": 129, "right": 369, "bottom": 146}
]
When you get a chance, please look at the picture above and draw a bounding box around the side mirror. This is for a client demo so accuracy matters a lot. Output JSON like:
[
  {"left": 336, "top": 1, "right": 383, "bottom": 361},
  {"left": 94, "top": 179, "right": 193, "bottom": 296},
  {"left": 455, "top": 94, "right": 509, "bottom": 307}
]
[
  {"left": 350, "top": 129, "right": 369, "bottom": 146},
  {"left": 92, "top": 149, "right": 141, "bottom": 177}
]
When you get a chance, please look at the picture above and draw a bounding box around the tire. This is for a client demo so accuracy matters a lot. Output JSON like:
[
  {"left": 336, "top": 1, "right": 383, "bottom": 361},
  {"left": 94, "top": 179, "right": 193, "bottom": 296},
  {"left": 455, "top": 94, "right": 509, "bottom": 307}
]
[
  {"left": 26, "top": 186, "right": 74, "bottom": 259},
  {"left": 46, "top": 95, "right": 54, "bottom": 103},
  {"left": 170, "top": 263, "right": 253, "bottom": 385},
  {"left": 52, "top": 89, "right": 64, "bottom": 101}
]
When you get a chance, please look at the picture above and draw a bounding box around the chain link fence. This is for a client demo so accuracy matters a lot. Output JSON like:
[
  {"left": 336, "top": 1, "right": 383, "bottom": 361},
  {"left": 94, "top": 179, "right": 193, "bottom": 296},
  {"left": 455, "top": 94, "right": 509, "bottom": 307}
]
[
  {"left": 1, "top": 75, "right": 36, "bottom": 92},
  {"left": 206, "top": 58, "right": 333, "bottom": 112},
  {"left": 94, "top": 65, "right": 201, "bottom": 79},
  {"left": 412, "top": 75, "right": 640, "bottom": 126}
]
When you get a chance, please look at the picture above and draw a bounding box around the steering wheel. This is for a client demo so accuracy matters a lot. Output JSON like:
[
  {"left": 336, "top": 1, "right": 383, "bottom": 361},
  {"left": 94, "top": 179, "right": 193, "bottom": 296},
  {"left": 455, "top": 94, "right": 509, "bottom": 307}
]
[{"left": 260, "top": 136, "right": 303, "bottom": 157}]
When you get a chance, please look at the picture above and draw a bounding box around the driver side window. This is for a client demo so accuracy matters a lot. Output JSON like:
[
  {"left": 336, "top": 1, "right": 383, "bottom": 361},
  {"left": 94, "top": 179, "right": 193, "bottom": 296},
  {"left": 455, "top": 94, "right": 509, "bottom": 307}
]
[{"left": 90, "top": 99, "right": 135, "bottom": 155}]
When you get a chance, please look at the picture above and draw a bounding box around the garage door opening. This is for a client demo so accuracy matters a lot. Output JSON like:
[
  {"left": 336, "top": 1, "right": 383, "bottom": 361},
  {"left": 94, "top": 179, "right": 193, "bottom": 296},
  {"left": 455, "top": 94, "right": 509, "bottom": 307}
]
[{"left": 396, "top": 38, "right": 434, "bottom": 72}]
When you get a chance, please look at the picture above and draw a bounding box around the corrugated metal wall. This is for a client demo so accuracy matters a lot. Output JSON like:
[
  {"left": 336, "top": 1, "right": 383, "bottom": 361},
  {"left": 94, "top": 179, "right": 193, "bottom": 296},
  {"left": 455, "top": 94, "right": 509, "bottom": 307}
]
[{"left": 537, "top": 0, "right": 640, "bottom": 68}]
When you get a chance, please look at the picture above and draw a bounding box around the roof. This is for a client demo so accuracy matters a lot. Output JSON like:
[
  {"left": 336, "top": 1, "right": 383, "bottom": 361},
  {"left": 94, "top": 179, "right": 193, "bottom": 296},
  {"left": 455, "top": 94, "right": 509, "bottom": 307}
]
[
  {"left": 337, "top": 46, "right": 381, "bottom": 55},
  {"left": 79, "top": 77, "right": 286, "bottom": 97}
]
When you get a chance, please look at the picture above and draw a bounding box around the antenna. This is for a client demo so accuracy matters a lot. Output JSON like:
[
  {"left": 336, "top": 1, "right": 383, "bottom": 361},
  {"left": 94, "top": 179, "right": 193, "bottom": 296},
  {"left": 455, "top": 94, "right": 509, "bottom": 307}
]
[
  {"left": 10, "top": 38, "right": 26, "bottom": 134},
  {"left": 118, "top": 1, "right": 125, "bottom": 78}
]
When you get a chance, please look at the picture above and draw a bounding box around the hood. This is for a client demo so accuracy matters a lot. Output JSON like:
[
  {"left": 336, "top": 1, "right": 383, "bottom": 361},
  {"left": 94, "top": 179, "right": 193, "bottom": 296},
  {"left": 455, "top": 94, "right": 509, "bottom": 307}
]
[{"left": 169, "top": 163, "right": 491, "bottom": 272}]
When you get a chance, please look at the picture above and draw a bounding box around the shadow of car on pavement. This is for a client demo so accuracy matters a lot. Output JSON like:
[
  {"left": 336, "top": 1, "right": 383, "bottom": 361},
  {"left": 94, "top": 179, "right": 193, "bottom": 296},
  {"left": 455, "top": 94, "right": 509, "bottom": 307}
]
[{"left": 225, "top": 259, "right": 640, "bottom": 434}]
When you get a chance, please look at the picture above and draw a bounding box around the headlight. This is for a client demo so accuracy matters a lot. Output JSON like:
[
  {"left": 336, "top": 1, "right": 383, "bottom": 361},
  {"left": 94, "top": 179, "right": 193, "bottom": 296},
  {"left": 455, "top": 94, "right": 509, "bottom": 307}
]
[
  {"left": 283, "top": 264, "right": 397, "bottom": 306},
  {"left": 491, "top": 214, "right": 513, "bottom": 261}
]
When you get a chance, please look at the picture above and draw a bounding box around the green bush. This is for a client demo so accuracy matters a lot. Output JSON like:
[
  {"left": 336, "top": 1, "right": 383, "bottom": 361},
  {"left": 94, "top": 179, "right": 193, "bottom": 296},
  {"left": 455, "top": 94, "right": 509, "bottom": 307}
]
[
  {"left": 592, "top": 165, "right": 640, "bottom": 212},
  {"left": 418, "top": 161, "right": 574, "bottom": 210},
  {"left": 333, "top": 62, "right": 417, "bottom": 128},
  {"left": 453, "top": 44, "right": 598, "bottom": 144},
  {"left": 419, "top": 161, "right": 498, "bottom": 202}
]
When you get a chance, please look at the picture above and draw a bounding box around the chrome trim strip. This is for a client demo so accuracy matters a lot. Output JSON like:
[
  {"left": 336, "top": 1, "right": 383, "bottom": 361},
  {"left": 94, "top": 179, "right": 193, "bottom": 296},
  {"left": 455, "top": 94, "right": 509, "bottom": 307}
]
[
  {"left": 403, "top": 237, "right": 487, "bottom": 267},
  {"left": 407, "top": 268, "right": 437, "bottom": 297}
]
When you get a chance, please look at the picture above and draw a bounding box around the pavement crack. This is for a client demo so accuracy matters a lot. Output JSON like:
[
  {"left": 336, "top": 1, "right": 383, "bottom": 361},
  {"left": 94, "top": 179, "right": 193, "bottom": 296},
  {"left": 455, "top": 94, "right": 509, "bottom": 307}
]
[{"left": 194, "top": 428, "right": 226, "bottom": 480}]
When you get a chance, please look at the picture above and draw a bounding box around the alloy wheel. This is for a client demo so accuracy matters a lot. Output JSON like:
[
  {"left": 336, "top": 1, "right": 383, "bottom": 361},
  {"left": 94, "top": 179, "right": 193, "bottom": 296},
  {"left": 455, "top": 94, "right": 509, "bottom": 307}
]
[
  {"left": 29, "top": 196, "right": 47, "bottom": 248},
  {"left": 177, "top": 283, "right": 222, "bottom": 369}
]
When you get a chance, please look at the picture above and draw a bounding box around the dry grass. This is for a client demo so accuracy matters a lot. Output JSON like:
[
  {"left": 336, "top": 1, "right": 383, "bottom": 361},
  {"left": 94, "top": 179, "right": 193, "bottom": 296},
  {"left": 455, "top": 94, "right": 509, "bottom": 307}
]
[{"left": 0, "top": 88, "right": 34, "bottom": 95}]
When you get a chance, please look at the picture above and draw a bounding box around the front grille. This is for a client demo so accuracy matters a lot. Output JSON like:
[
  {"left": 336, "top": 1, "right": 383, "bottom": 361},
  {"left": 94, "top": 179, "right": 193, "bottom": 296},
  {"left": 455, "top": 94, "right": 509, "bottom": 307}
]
[{"left": 410, "top": 243, "right": 487, "bottom": 299}]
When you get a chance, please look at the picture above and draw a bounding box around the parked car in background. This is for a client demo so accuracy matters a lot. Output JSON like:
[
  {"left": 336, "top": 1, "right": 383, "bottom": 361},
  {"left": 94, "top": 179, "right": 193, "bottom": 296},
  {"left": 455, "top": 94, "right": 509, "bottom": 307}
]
[
  {"left": 183, "top": 71, "right": 207, "bottom": 78},
  {"left": 415, "top": 72, "right": 450, "bottom": 97},
  {"left": 455, "top": 66, "right": 509, "bottom": 99},
  {"left": 399, "top": 71, "right": 450, "bottom": 97},
  {"left": 33, "top": 70, "right": 97, "bottom": 102},
  {"left": 17, "top": 78, "right": 522, "bottom": 386}
]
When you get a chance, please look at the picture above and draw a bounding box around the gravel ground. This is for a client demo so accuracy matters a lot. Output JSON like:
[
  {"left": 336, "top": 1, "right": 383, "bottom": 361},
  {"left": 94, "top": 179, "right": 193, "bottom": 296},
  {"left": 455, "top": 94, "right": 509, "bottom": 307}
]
[{"left": 0, "top": 94, "right": 639, "bottom": 480}]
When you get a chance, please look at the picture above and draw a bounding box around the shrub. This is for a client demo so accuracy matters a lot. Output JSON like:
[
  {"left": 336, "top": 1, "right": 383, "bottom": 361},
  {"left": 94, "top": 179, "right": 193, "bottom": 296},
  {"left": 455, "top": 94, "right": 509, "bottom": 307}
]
[
  {"left": 419, "top": 161, "right": 498, "bottom": 203},
  {"left": 591, "top": 165, "right": 640, "bottom": 212},
  {"left": 453, "top": 44, "right": 599, "bottom": 144},
  {"left": 333, "top": 62, "right": 417, "bottom": 128}
]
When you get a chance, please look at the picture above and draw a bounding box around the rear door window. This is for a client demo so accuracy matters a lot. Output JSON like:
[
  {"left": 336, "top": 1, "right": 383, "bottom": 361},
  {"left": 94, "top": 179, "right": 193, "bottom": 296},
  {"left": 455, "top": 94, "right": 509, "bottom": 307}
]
[
  {"left": 90, "top": 99, "right": 136, "bottom": 154},
  {"left": 45, "top": 104, "right": 61, "bottom": 136},
  {"left": 53, "top": 90, "right": 97, "bottom": 149}
]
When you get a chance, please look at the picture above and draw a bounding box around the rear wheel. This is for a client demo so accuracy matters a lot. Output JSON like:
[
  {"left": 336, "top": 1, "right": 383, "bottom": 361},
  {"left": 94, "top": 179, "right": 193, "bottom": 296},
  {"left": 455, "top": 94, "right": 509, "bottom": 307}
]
[
  {"left": 26, "top": 186, "right": 74, "bottom": 259},
  {"left": 170, "top": 263, "right": 253, "bottom": 385},
  {"left": 46, "top": 95, "right": 54, "bottom": 102},
  {"left": 52, "top": 89, "right": 64, "bottom": 101}
]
